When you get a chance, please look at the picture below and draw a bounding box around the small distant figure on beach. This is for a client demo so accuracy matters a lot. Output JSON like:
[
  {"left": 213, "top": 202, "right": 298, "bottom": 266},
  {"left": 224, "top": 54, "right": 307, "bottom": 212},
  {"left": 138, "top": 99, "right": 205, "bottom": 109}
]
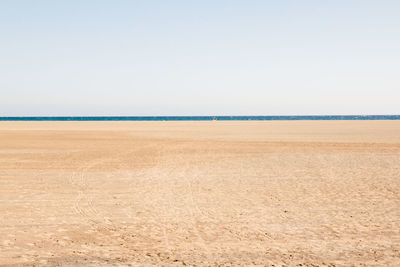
[{"left": 213, "top": 116, "right": 217, "bottom": 121}]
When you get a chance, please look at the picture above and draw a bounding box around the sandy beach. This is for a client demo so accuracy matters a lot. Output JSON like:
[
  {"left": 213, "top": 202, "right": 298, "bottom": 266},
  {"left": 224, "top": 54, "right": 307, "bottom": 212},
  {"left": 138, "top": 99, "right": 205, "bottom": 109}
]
[{"left": 0, "top": 121, "right": 399, "bottom": 266}]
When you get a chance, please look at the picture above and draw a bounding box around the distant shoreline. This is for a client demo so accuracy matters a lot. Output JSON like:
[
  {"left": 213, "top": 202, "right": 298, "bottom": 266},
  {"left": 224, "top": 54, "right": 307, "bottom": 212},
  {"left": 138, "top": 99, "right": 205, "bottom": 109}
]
[{"left": 0, "top": 115, "right": 399, "bottom": 121}]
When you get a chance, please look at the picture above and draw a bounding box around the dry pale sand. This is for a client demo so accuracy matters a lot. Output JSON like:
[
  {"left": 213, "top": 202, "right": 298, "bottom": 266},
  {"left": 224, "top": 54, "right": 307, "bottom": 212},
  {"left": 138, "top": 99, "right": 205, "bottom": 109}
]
[{"left": 0, "top": 121, "right": 399, "bottom": 266}]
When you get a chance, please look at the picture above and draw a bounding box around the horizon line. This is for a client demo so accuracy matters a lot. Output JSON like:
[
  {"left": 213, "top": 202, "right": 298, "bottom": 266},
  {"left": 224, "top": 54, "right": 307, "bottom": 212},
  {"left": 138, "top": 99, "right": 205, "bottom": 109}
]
[{"left": 0, "top": 115, "right": 399, "bottom": 121}]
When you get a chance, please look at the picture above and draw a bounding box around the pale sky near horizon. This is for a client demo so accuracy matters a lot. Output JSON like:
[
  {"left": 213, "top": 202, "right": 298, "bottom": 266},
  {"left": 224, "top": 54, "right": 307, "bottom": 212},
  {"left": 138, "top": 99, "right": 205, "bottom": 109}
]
[{"left": 1, "top": 1, "right": 399, "bottom": 116}]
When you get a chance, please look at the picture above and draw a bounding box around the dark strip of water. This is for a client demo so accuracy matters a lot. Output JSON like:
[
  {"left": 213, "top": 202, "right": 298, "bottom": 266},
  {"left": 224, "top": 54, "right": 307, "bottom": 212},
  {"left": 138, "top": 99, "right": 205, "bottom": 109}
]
[{"left": 0, "top": 115, "right": 399, "bottom": 121}]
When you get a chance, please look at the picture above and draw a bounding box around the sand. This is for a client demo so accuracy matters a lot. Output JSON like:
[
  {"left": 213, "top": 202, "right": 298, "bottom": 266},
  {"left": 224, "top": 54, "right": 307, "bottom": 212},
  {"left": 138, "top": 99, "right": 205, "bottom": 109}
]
[{"left": 0, "top": 121, "right": 399, "bottom": 266}]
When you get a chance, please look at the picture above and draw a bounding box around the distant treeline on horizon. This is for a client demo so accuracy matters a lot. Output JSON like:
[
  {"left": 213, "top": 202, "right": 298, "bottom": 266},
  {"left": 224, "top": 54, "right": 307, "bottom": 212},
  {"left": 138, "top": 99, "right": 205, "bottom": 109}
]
[{"left": 0, "top": 115, "right": 399, "bottom": 121}]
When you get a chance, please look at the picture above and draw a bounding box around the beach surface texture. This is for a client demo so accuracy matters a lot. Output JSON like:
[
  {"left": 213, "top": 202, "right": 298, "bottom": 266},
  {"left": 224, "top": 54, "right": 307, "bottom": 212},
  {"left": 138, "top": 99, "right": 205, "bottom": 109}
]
[{"left": 0, "top": 121, "right": 399, "bottom": 266}]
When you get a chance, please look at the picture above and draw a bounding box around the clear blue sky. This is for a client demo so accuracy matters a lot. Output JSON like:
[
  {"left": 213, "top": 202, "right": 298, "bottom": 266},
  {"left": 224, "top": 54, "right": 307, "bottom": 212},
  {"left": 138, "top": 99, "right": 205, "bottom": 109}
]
[{"left": 1, "top": 1, "right": 399, "bottom": 116}]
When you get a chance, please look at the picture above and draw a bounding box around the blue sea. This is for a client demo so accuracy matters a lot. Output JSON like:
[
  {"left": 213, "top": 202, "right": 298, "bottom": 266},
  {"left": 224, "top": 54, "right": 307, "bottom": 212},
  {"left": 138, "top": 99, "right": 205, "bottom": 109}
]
[{"left": 0, "top": 115, "right": 399, "bottom": 121}]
